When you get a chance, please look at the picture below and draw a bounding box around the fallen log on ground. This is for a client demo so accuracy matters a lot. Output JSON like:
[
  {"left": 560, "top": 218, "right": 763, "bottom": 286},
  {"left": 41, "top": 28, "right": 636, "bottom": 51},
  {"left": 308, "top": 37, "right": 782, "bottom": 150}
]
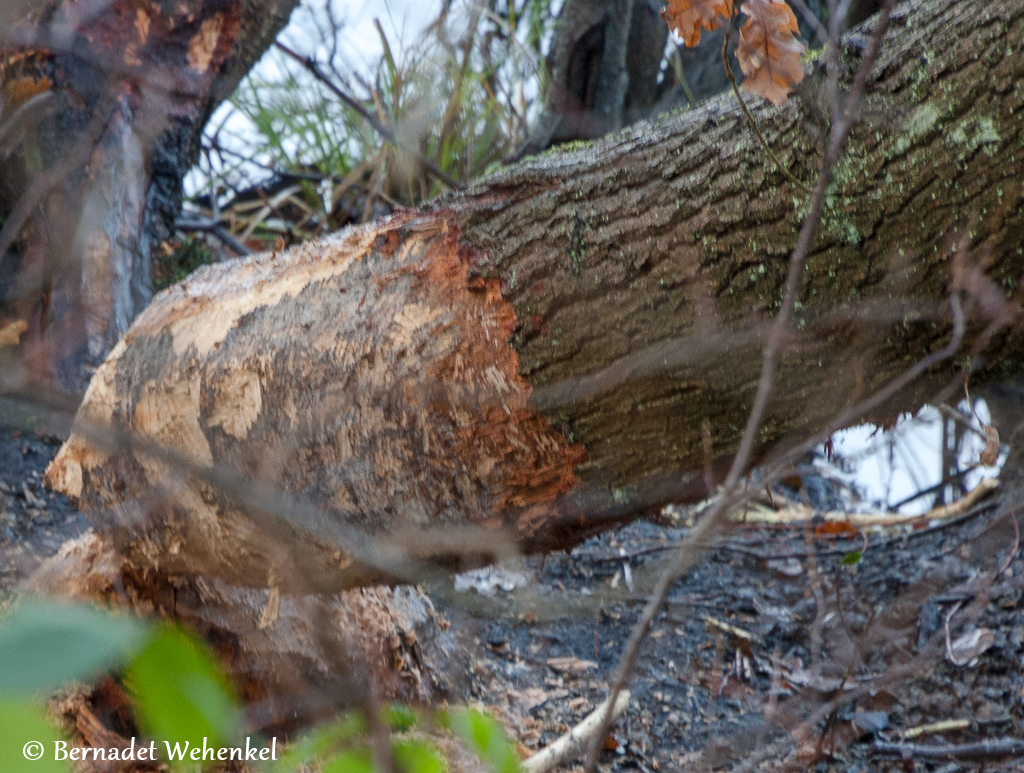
[{"left": 44, "top": 0, "right": 1024, "bottom": 596}]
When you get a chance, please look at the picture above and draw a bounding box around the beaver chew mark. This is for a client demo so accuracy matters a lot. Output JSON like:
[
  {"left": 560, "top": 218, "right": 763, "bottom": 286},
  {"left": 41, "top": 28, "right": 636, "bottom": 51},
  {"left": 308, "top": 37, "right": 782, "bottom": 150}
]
[
  {"left": 420, "top": 220, "right": 587, "bottom": 520},
  {"left": 46, "top": 212, "right": 585, "bottom": 592}
]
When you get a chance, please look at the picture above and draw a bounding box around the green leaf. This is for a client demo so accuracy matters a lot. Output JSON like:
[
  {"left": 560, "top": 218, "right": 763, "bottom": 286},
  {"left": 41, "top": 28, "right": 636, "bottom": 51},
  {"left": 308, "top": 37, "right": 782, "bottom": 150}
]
[
  {"left": 126, "top": 626, "right": 240, "bottom": 752},
  {"left": 322, "top": 746, "right": 375, "bottom": 773},
  {"left": 0, "top": 698, "right": 72, "bottom": 773},
  {"left": 265, "top": 713, "right": 367, "bottom": 773},
  {"left": 841, "top": 550, "right": 863, "bottom": 566},
  {"left": 393, "top": 739, "right": 444, "bottom": 773},
  {"left": 0, "top": 600, "right": 148, "bottom": 694},
  {"left": 447, "top": 710, "right": 521, "bottom": 773},
  {"left": 386, "top": 704, "right": 417, "bottom": 732}
]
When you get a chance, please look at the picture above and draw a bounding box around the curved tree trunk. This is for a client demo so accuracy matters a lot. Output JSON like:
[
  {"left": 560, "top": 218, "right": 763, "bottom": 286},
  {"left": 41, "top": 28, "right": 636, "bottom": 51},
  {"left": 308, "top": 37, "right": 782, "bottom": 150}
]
[
  {"left": 0, "top": 0, "right": 298, "bottom": 393},
  {"left": 44, "top": 0, "right": 1024, "bottom": 596}
]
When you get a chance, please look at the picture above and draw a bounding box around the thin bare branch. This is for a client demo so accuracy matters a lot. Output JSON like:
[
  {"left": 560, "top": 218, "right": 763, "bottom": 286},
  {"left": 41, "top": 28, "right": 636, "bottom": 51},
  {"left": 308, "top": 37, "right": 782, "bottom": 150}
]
[
  {"left": 584, "top": 3, "right": 904, "bottom": 768},
  {"left": 274, "top": 41, "right": 463, "bottom": 191}
]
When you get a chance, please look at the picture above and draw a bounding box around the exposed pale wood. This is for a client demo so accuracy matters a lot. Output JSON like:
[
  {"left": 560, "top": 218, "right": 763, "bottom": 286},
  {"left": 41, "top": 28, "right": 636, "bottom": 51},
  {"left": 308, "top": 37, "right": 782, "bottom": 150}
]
[{"left": 46, "top": 215, "right": 584, "bottom": 591}]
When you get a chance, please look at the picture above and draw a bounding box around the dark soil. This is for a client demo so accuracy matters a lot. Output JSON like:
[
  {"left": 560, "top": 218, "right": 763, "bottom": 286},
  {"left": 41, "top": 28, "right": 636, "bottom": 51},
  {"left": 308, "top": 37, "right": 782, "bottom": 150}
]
[
  {"left": 2, "top": 426, "right": 1022, "bottom": 772},
  {"left": 0, "top": 426, "right": 91, "bottom": 599},
  {"left": 441, "top": 502, "right": 1024, "bottom": 772}
]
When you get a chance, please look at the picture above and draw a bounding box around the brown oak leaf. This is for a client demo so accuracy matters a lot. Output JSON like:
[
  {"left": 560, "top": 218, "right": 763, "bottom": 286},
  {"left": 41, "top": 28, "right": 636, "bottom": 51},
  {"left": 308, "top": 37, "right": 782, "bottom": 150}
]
[
  {"left": 736, "top": 0, "right": 805, "bottom": 105},
  {"left": 661, "top": 0, "right": 733, "bottom": 47}
]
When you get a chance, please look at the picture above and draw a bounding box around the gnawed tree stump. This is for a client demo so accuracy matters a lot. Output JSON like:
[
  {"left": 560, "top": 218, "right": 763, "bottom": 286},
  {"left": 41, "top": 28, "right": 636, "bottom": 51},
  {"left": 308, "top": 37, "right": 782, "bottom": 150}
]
[
  {"left": 0, "top": 0, "right": 299, "bottom": 391},
  {"left": 44, "top": 0, "right": 1024, "bottom": 598},
  {"left": 28, "top": 531, "right": 465, "bottom": 726}
]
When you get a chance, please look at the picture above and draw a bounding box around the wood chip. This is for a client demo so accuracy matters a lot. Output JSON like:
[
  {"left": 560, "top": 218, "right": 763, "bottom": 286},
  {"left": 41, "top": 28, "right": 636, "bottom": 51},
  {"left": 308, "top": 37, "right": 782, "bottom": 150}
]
[{"left": 546, "top": 657, "right": 598, "bottom": 674}]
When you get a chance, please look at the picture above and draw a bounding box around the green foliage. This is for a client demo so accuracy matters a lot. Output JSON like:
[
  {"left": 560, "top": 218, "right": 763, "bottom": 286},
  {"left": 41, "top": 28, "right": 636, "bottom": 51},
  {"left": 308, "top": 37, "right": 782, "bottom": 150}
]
[
  {"left": 386, "top": 703, "right": 418, "bottom": 732},
  {"left": 322, "top": 747, "right": 376, "bottom": 773},
  {"left": 153, "top": 237, "right": 217, "bottom": 291},
  {"left": 230, "top": 33, "right": 513, "bottom": 208},
  {"left": 392, "top": 739, "right": 446, "bottom": 773},
  {"left": 267, "top": 713, "right": 369, "bottom": 773},
  {"left": 0, "top": 599, "right": 146, "bottom": 694},
  {"left": 444, "top": 708, "right": 522, "bottom": 773},
  {"left": 126, "top": 626, "right": 241, "bottom": 751},
  {"left": 267, "top": 709, "right": 444, "bottom": 773},
  {"left": 0, "top": 699, "right": 70, "bottom": 773},
  {"left": 0, "top": 599, "right": 241, "bottom": 773},
  {"left": 269, "top": 704, "right": 522, "bottom": 773},
  {"left": 195, "top": 0, "right": 560, "bottom": 242},
  {"left": 0, "top": 599, "right": 520, "bottom": 773}
]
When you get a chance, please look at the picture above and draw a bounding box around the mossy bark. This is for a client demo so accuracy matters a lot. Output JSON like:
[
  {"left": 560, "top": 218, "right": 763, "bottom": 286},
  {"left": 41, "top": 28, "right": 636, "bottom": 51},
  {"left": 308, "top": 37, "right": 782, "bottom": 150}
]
[{"left": 446, "top": 0, "right": 1024, "bottom": 493}]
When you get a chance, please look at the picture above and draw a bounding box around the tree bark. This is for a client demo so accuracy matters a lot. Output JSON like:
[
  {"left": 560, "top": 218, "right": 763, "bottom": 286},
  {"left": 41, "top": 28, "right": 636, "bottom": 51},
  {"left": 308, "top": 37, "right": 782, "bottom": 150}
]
[
  {"left": 0, "top": 0, "right": 298, "bottom": 393},
  {"left": 44, "top": 0, "right": 1024, "bottom": 595}
]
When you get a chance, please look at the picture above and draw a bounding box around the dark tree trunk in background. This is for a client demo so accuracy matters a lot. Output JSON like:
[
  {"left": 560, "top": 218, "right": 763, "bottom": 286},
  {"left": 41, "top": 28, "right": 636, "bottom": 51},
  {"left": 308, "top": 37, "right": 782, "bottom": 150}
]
[
  {"left": 45, "top": 0, "right": 1024, "bottom": 594},
  {"left": 0, "top": 0, "right": 298, "bottom": 393},
  {"left": 514, "top": 0, "right": 668, "bottom": 158},
  {"left": 518, "top": 0, "right": 887, "bottom": 156}
]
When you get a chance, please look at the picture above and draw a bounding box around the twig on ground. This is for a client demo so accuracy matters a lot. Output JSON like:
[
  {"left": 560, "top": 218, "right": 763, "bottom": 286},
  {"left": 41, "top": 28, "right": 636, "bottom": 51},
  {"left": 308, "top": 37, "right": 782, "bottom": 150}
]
[
  {"left": 897, "top": 719, "right": 971, "bottom": 740},
  {"left": 585, "top": 496, "right": 1002, "bottom": 565},
  {"left": 522, "top": 690, "right": 631, "bottom": 773},
  {"left": 704, "top": 615, "right": 758, "bottom": 643},
  {"left": 628, "top": 595, "right": 724, "bottom": 609},
  {"left": 742, "top": 477, "right": 999, "bottom": 527},
  {"left": 872, "top": 738, "right": 1024, "bottom": 761}
]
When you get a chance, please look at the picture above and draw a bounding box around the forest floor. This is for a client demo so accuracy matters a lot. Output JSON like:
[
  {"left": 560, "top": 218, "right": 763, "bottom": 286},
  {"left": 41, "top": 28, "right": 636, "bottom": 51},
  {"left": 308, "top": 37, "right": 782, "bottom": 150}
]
[{"left": 2, "top": 425, "right": 1023, "bottom": 772}]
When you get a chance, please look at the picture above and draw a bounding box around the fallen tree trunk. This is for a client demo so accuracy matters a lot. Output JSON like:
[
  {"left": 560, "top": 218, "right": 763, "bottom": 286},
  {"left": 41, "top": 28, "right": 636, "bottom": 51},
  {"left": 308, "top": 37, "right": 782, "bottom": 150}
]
[{"left": 45, "top": 0, "right": 1024, "bottom": 594}]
